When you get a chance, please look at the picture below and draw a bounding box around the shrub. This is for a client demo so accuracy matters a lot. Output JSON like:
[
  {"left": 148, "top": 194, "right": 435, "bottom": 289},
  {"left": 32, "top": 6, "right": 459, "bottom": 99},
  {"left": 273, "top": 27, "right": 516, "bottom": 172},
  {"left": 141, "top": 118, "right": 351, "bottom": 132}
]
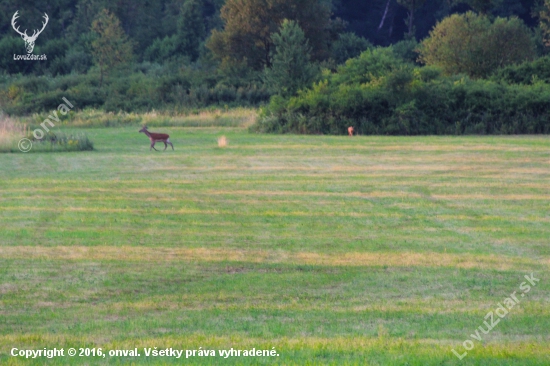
[
  {"left": 330, "top": 32, "right": 372, "bottom": 65},
  {"left": 492, "top": 56, "right": 550, "bottom": 84},
  {"left": 391, "top": 39, "right": 419, "bottom": 64},
  {"left": 27, "top": 131, "right": 94, "bottom": 153},
  {"left": 418, "top": 12, "right": 535, "bottom": 78},
  {"left": 0, "top": 63, "right": 271, "bottom": 115},
  {"left": 0, "top": 112, "right": 94, "bottom": 153}
]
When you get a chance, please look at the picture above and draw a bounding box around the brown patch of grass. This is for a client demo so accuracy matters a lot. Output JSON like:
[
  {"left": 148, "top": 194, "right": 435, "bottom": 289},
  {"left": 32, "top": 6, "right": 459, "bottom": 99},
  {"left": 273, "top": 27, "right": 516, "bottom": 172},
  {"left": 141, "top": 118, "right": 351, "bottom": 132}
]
[
  {"left": 74, "top": 295, "right": 550, "bottom": 314},
  {"left": 0, "top": 283, "right": 17, "bottom": 294},
  {"left": 432, "top": 194, "right": 550, "bottom": 201},
  {"left": 0, "top": 204, "right": 402, "bottom": 220},
  {"left": 238, "top": 143, "right": 547, "bottom": 152},
  {"left": 0, "top": 246, "right": 546, "bottom": 271}
]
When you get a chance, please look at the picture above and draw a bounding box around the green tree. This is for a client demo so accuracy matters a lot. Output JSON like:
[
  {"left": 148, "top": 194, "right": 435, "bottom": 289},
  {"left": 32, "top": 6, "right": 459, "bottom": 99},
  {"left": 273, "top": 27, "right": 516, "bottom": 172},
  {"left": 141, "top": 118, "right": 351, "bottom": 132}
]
[
  {"left": 207, "top": 0, "right": 331, "bottom": 70},
  {"left": 178, "top": 0, "right": 206, "bottom": 61},
  {"left": 452, "top": 0, "right": 494, "bottom": 14},
  {"left": 397, "top": 0, "right": 427, "bottom": 38},
  {"left": 330, "top": 32, "right": 372, "bottom": 65},
  {"left": 418, "top": 12, "right": 535, "bottom": 78},
  {"left": 145, "top": 0, "right": 206, "bottom": 63},
  {"left": 91, "top": 9, "right": 134, "bottom": 86},
  {"left": 539, "top": 0, "right": 550, "bottom": 48},
  {"left": 263, "top": 20, "right": 318, "bottom": 97}
]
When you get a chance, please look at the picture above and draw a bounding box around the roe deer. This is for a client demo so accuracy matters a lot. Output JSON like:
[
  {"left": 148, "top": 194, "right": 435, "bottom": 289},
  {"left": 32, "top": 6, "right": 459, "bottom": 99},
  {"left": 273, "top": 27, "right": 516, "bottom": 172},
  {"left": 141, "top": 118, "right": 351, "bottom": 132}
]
[
  {"left": 348, "top": 126, "right": 354, "bottom": 137},
  {"left": 139, "top": 126, "right": 174, "bottom": 151}
]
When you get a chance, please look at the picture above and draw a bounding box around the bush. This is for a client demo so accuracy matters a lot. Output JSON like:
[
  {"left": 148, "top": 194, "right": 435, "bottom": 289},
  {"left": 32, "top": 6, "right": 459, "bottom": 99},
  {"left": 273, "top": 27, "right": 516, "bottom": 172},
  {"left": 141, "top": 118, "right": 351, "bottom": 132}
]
[
  {"left": 330, "top": 32, "right": 372, "bottom": 65},
  {"left": 492, "top": 56, "right": 550, "bottom": 84},
  {"left": 144, "top": 35, "right": 190, "bottom": 64},
  {"left": 48, "top": 49, "right": 93, "bottom": 76},
  {"left": 0, "top": 63, "right": 271, "bottom": 115},
  {"left": 25, "top": 131, "right": 94, "bottom": 153},
  {"left": 391, "top": 39, "right": 419, "bottom": 64},
  {"left": 0, "top": 112, "right": 94, "bottom": 153},
  {"left": 418, "top": 12, "right": 535, "bottom": 78}
]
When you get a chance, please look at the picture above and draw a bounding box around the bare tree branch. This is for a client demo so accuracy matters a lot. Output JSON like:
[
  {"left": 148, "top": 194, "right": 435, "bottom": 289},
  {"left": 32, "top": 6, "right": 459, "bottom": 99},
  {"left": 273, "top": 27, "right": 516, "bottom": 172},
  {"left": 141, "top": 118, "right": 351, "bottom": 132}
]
[{"left": 378, "top": 0, "right": 392, "bottom": 31}]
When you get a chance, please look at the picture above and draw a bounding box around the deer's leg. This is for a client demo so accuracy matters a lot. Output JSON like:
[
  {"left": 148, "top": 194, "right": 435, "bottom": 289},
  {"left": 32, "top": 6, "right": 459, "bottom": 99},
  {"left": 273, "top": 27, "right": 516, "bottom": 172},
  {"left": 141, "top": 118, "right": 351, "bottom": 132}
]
[
  {"left": 163, "top": 142, "right": 168, "bottom": 151},
  {"left": 151, "top": 141, "right": 159, "bottom": 151}
]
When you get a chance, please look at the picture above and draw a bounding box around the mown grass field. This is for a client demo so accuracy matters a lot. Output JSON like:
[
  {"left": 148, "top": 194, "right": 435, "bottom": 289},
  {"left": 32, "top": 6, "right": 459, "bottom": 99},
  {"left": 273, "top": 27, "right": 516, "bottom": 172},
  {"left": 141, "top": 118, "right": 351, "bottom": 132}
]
[{"left": 0, "top": 123, "right": 549, "bottom": 365}]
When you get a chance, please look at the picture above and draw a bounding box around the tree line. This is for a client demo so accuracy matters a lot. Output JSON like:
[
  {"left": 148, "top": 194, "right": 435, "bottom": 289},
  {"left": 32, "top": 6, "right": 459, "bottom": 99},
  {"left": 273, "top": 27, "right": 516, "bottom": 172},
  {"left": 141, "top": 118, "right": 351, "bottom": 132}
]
[{"left": 1, "top": 0, "right": 550, "bottom": 135}]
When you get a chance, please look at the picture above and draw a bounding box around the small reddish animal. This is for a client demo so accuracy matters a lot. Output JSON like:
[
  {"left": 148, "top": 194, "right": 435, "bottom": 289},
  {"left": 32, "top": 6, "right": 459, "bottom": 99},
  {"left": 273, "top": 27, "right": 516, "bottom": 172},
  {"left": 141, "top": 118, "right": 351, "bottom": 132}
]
[
  {"left": 348, "top": 126, "right": 354, "bottom": 137},
  {"left": 139, "top": 126, "right": 174, "bottom": 151}
]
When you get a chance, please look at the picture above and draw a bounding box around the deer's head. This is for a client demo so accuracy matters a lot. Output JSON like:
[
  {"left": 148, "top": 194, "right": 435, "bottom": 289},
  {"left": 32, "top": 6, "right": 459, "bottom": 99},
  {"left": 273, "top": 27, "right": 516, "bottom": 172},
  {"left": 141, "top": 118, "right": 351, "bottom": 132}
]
[
  {"left": 139, "top": 126, "right": 149, "bottom": 133},
  {"left": 11, "top": 11, "right": 49, "bottom": 54}
]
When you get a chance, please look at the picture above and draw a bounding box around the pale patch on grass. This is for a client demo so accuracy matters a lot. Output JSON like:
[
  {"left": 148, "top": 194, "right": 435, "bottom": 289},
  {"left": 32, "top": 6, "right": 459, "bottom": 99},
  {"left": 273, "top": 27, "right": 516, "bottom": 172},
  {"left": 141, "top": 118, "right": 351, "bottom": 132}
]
[
  {"left": 83, "top": 295, "right": 550, "bottom": 315},
  {"left": 373, "top": 144, "right": 546, "bottom": 152},
  {"left": 238, "top": 143, "right": 548, "bottom": 152},
  {"left": 507, "top": 168, "right": 550, "bottom": 174},
  {"left": 218, "top": 135, "right": 228, "bottom": 148},
  {"left": 434, "top": 214, "right": 550, "bottom": 223},
  {"left": 3, "top": 194, "right": 340, "bottom": 210},
  {"left": 429, "top": 182, "right": 550, "bottom": 189},
  {"left": 19, "top": 186, "right": 537, "bottom": 202},
  {"left": 35, "top": 301, "right": 69, "bottom": 308},
  {"left": 0, "top": 283, "right": 17, "bottom": 294},
  {"left": 202, "top": 189, "right": 422, "bottom": 199},
  {"left": 432, "top": 194, "right": 550, "bottom": 200},
  {"left": 380, "top": 156, "right": 547, "bottom": 164},
  {"left": 0, "top": 246, "right": 546, "bottom": 270},
  {"left": 0, "top": 204, "right": 408, "bottom": 220},
  {"left": 232, "top": 164, "right": 459, "bottom": 173}
]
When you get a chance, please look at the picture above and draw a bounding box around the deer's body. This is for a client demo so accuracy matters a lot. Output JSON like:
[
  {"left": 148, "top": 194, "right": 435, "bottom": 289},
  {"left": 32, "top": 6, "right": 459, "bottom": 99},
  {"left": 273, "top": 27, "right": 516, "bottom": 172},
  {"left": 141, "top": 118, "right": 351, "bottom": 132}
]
[
  {"left": 139, "top": 127, "right": 174, "bottom": 151},
  {"left": 348, "top": 126, "right": 354, "bottom": 137}
]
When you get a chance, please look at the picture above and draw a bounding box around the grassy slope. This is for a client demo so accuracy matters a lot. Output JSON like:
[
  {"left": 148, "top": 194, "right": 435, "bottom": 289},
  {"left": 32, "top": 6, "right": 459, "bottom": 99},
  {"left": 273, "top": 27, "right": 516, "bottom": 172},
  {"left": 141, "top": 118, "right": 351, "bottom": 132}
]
[{"left": 0, "top": 127, "right": 549, "bottom": 365}]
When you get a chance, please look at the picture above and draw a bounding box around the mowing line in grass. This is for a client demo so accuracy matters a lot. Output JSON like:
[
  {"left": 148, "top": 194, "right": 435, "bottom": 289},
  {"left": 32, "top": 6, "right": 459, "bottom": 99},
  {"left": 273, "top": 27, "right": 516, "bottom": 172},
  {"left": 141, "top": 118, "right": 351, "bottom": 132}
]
[{"left": 0, "top": 246, "right": 547, "bottom": 270}]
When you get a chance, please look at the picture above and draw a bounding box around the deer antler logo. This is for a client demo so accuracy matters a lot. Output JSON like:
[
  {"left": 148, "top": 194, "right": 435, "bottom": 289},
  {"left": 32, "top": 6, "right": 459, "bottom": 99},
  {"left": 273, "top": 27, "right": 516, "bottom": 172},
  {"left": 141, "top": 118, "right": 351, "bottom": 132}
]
[{"left": 11, "top": 11, "right": 49, "bottom": 54}]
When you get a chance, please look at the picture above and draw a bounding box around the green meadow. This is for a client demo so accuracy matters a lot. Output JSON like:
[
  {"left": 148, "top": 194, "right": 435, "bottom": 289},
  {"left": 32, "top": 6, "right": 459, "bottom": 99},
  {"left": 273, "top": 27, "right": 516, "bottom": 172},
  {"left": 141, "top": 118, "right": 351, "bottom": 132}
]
[{"left": 0, "top": 121, "right": 549, "bottom": 365}]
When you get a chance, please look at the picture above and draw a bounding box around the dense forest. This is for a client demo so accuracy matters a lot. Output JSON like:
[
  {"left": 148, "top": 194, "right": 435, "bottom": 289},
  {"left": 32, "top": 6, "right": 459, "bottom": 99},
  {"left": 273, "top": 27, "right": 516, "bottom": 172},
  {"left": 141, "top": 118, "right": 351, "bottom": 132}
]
[{"left": 1, "top": 0, "right": 550, "bottom": 134}]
